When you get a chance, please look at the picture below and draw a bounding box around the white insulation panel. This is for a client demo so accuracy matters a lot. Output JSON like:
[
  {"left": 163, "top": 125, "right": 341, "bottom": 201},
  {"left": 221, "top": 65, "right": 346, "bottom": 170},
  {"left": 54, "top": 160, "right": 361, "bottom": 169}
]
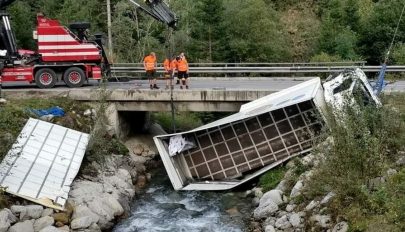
[{"left": 0, "top": 118, "right": 89, "bottom": 209}]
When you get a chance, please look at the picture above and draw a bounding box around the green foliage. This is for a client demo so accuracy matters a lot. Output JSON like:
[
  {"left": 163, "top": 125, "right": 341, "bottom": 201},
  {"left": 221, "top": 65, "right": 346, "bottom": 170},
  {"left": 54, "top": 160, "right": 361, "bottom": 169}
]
[
  {"left": 259, "top": 166, "right": 286, "bottom": 192},
  {"left": 310, "top": 52, "right": 344, "bottom": 62},
  {"left": 187, "top": 0, "right": 227, "bottom": 62},
  {"left": 391, "top": 43, "right": 405, "bottom": 64},
  {"left": 152, "top": 111, "right": 203, "bottom": 133},
  {"left": 5, "top": 0, "right": 405, "bottom": 64},
  {"left": 223, "top": 0, "right": 291, "bottom": 62},
  {"left": 86, "top": 86, "right": 129, "bottom": 164}
]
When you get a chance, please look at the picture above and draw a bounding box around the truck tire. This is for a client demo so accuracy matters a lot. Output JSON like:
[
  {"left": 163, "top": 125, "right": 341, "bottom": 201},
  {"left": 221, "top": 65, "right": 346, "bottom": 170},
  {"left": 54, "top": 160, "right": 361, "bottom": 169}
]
[
  {"left": 35, "top": 68, "right": 57, "bottom": 89},
  {"left": 64, "top": 67, "right": 85, "bottom": 88}
]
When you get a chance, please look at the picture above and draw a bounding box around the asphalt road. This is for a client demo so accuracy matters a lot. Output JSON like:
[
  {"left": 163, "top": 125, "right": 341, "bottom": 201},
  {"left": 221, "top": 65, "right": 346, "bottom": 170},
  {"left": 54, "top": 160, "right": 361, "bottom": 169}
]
[{"left": 1, "top": 78, "right": 405, "bottom": 93}]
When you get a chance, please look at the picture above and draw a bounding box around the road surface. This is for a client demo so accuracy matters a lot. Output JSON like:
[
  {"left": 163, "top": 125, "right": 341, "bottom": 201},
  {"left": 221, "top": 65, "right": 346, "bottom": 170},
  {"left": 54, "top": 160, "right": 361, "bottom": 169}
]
[{"left": 1, "top": 78, "right": 405, "bottom": 93}]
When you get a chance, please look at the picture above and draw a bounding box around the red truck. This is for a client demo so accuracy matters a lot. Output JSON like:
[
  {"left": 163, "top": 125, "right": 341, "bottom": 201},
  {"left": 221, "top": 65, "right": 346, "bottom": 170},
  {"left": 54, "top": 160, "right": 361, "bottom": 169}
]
[{"left": 0, "top": 0, "right": 176, "bottom": 89}]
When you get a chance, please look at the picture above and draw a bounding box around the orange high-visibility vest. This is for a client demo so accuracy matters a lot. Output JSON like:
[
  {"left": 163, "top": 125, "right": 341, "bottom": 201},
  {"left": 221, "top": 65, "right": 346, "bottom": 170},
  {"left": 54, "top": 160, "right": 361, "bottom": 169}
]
[
  {"left": 170, "top": 59, "right": 178, "bottom": 71},
  {"left": 163, "top": 59, "right": 170, "bottom": 72},
  {"left": 177, "top": 58, "right": 188, "bottom": 72},
  {"left": 144, "top": 55, "right": 156, "bottom": 71}
]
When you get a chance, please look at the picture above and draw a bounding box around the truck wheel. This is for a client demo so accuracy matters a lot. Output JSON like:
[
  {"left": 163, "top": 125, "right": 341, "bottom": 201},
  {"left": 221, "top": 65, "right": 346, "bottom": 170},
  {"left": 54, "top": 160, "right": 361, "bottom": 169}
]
[
  {"left": 35, "top": 68, "right": 57, "bottom": 89},
  {"left": 64, "top": 67, "right": 85, "bottom": 88}
]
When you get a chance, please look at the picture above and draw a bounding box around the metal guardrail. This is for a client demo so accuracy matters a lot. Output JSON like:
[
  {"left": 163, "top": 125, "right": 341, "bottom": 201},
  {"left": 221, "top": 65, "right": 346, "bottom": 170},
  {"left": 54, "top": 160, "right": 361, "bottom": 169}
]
[{"left": 110, "top": 62, "right": 405, "bottom": 76}]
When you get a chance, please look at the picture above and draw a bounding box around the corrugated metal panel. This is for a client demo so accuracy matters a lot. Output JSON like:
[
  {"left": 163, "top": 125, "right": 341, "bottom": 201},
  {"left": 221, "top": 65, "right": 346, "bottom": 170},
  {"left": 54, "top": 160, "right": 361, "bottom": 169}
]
[{"left": 0, "top": 118, "right": 89, "bottom": 210}]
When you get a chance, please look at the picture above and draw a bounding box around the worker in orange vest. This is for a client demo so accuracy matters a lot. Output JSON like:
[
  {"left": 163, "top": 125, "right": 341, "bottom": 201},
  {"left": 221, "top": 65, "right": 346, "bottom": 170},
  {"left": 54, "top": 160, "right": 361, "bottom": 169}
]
[
  {"left": 163, "top": 57, "right": 171, "bottom": 89},
  {"left": 143, "top": 52, "right": 159, "bottom": 89},
  {"left": 177, "top": 53, "right": 189, "bottom": 89},
  {"left": 169, "top": 55, "right": 178, "bottom": 89}
]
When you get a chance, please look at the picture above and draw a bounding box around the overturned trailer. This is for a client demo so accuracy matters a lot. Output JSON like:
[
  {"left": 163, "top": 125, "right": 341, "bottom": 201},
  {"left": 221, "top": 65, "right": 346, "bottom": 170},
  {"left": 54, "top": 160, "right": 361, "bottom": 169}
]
[{"left": 154, "top": 69, "right": 381, "bottom": 191}]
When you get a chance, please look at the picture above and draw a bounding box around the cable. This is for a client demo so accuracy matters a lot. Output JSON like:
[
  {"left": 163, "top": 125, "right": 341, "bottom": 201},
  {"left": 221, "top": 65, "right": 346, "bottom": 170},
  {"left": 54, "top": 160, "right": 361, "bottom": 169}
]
[{"left": 386, "top": 1, "right": 405, "bottom": 61}]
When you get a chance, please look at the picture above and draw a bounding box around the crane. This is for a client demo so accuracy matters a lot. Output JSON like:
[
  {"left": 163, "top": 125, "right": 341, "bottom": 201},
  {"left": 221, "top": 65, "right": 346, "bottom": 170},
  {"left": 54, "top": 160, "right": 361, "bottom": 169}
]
[{"left": 129, "top": 0, "right": 177, "bottom": 29}]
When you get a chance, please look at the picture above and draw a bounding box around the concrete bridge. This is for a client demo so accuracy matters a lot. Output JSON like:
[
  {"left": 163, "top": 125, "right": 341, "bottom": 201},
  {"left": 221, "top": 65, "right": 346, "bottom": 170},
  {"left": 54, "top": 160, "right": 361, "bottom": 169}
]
[
  {"left": 2, "top": 78, "right": 405, "bottom": 112},
  {"left": 3, "top": 87, "right": 275, "bottom": 112}
]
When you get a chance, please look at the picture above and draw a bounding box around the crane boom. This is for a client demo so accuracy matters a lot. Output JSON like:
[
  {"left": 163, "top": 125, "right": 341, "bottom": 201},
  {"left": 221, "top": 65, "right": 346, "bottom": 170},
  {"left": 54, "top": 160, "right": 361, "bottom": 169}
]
[{"left": 128, "top": 0, "right": 177, "bottom": 28}]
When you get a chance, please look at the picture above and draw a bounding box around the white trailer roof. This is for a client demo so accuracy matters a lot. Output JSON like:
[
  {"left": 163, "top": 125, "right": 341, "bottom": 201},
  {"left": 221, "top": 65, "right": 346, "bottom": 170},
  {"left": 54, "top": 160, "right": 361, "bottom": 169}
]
[
  {"left": 0, "top": 118, "right": 89, "bottom": 210},
  {"left": 156, "top": 77, "right": 322, "bottom": 137}
]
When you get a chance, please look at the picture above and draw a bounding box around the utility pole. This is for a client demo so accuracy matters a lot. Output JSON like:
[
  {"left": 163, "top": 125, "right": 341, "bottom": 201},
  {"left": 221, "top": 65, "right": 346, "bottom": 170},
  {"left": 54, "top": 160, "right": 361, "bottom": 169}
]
[{"left": 107, "top": 0, "right": 113, "bottom": 59}]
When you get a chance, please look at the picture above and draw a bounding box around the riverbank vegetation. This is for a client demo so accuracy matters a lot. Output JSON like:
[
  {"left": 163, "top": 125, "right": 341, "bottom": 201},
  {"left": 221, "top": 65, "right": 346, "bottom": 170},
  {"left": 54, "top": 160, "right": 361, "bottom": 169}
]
[
  {"left": 7, "top": 0, "right": 405, "bottom": 66},
  {"left": 274, "top": 93, "right": 405, "bottom": 231}
]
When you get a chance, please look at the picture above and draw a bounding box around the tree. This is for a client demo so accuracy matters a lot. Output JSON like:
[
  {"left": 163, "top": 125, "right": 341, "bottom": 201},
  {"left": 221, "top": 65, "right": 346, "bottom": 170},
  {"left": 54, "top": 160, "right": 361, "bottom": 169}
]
[
  {"left": 9, "top": 1, "right": 36, "bottom": 50},
  {"left": 316, "top": 0, "right": 361, "bottom": 60},
  {"left": 187, "top": 0, "right": 227, "bottom": 62},
  {"left": 223, "top": 0, "right": 291, "bottom": 62},
  {"left": 358, "top": 0, "right": 405, "bottom": 64}
]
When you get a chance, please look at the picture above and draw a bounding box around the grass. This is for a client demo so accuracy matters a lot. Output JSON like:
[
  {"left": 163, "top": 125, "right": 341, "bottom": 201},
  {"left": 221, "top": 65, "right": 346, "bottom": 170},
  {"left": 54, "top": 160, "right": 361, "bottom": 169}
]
[
  {"left": 259, "top": 166, "right": 287, "bottom": 192},
  {"left": 0, "top": 98, "right": 94, "bottom": 160}
]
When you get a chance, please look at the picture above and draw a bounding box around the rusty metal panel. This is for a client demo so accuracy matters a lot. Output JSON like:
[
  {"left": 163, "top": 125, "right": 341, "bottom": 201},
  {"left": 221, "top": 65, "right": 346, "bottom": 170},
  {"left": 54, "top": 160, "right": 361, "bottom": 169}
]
[{"left": 183, "top": 100, "right": 323, "bottom": 181}]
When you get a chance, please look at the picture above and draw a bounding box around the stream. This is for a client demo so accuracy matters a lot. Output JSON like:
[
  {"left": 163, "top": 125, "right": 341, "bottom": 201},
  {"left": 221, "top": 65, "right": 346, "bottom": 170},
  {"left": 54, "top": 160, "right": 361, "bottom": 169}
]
[{"left": 113, "top": 166, "right": 254, "bottom": 232}]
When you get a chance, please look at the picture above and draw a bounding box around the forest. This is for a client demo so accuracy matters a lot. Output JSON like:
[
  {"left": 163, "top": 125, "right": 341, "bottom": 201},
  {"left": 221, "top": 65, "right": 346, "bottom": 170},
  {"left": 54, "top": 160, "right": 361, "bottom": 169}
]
[{"left": 6, "top": 0, "right": 405, "bottom": 64}]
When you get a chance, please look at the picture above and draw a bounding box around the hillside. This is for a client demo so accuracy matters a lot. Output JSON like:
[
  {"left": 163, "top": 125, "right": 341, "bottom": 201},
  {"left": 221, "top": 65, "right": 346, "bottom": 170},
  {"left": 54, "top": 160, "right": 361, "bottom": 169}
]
[{"left": 7, "top": 0, "right": 405, "bottom": 64}]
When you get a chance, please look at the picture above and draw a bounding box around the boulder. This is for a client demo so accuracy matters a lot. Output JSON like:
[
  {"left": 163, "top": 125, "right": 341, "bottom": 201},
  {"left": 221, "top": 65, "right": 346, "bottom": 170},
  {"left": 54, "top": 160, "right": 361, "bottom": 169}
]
[
  {"left": 87, "top": 195, "right": 124, "bottom": 230},
  {"left": 10, "top": 205, "right": 26, "bottom": 217},
  {"left": 310, "top": 215, "right": 331, "bottom": 228},
  {"left": 260, "top": 190, "right": 284, "bottom": 206},
  {"left": 320, "top": 192, "right": 336, "bottom": 205},
  {"left": 102, "top": 195, "right": 124, "bottom": 217},
  {"left": 252, "top": 197, "right": 260, "bottom": 207},
  {"left": 58, "top": 225, "right": 69, "bottom": 231},
  {"left": 72, "top": 205, "right": 99, "bottom": 224},
  {"left": 84, "top": 223, "right": 102, "bottom": 232},
  {"left": 34, "top": 216, "right": 54, "bottom": 232},
  {"left": 396, "top": 156, "right": 405, "bottom": 166},
  {"left": 275, "top": 215, "right": 292, "bottom": 229},
  {"left": 133, "top": 144, "right": 144, "bottom": 156},
  {"left": 386, "top": 168, "right": 397, "bottom": 176},
  {"left": 17, "top": 205, "right": 43, "bottom": 220},
  {"left": 41, "top": 209, "right": 53, "bottom": 218},
  {"left": 264, "top": 225, "right": 276, "bottom": 232},
  {"left": 70, "top": 216, "right": 93, "bottom": 230},
  {"left": 52, "top": 213, "right": 69, "bottom": 225},
  {"left": 38, "top": 226, "right": 60, "bottom": 232},
  {"left": 252, "top": 187, "right": 264, "bottom": 198},
  {"left": 136, "top": 175, "right": 147, "bottom": 188},
  {"left": 285, "top": 204, "right": 296, "bottom": 212},
  {"left": 290, "top": 180, "right": 303, "bottom": 198},
  {"left": 83, "top": 109, "right": 92, "bottom": 117},
  {"left": 305, "top": 200, "right": 319, "bottom": 211},
  {"left": 225, "top": 207, "right": 240, "bottom": 217},
  {"left": 275, "top": 180, "right": 288, "bottom": 193},
  {"left": 332, "top": 221, "right": 349, "bottom": 232},
  {"left": 263, "top": 217, "right": 277, "bottom": 227},
  {"left": 253, "top": 201, "right": 279, "bottom": 219},
  {"left": 69, "top": 181, "right": 104, "bottom": 204},
  {"left": 9, "top": 220, "right": 34, "bottom": 232},
  {"left": 0, "top": 208, "right": 18, "bottom": 232},
  {"left": 301, "top": 153, "right": 316, "bottom": 166},
  {"left": 288, "top": 213, "right": 301, "bottom": 227}
]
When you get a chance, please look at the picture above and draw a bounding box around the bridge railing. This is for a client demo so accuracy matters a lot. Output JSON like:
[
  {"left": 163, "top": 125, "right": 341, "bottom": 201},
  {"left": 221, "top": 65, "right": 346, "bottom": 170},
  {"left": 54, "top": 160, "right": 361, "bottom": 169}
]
[{"left": 110, "top": 61, "right": 405, "bottom": 77}]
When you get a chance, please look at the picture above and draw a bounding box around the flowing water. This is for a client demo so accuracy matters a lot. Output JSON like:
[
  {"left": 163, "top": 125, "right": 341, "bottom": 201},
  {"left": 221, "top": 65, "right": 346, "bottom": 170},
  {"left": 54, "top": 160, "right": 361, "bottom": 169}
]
[{"left": 113, "top": 166, "right": 254, "bottom": 232}]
